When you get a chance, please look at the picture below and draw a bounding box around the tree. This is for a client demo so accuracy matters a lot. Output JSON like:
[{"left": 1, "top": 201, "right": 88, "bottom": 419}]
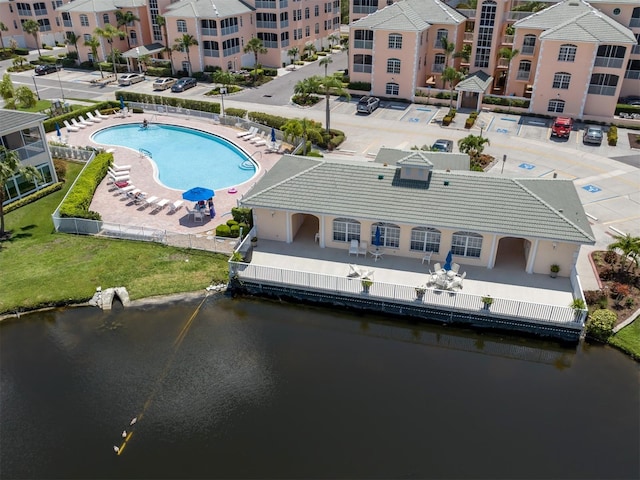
[
  {"left": 441, "top": 67, "right": 464, "bottom": 109},
  {"left": 607, "top": 233, "right": 640, "bottom": 272},
  {"left": 211, "top": 70, "right": 234, "bottom": 90},
  {"left": 14, "top": 85, "right": 36, "bottom": 108},
  {"left": 0, "top": 147, "right": 42, "bottom": 239},
  {"left": 94, "top": 24, "right": 125, "bottom": 79},
  {"left": 281, "top": 117, "right": 323, "bottom": 156},
  {"left": 83, "top": 35, "right": 102, "bottom": 76},
  {"left": 440, "top": 36, "right": 455, "bottom": 68},
  {"left": 287, "top": 47, "right": 299, "bottom": 67},
  {"left": 319, "top": 75, "right": 350, "bottom": 133},
  {"left": 22, "top": 19, "right": 42, "bottom": 57},
  {"left": 319, "top": 55, "right": 333, "bottom": 76},
  {"left": 65, "top": 32, "right": 79, "bottom": 59},
  {"left": 0, "top": 73, "right": 14, "bottom": 102},
  {"left": 115, "top": 10, "right": 140, "bottom": 49},
  {"left": 172, "top": 34, "right": 198, "bottom": 75},
  {"left": 328, "top": 33, "right": 340, "bottom": 51},
  {"left": 293, "top": 76, "right": 321, "bottom": 103},
  {"left": 243, "top": 37, "right": 267, "bottom": 82},
  {"left": 457, "top": 134, "right": 490, "bottom": 161},
  {"left": 498, "top": 47, "right": 519, "bottom": 95},
  {"left": 0, "top": 22, "right": 8, "bottom": 50},
  {"left": 303, "top": 42, "right": 316, "bottom": 60},
  {"left": 155, "top": 15, "right": 174, "bottom": 75}
]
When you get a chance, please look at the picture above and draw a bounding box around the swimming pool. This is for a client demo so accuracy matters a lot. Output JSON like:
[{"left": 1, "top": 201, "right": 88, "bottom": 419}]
[{"left": 91, "top": 124, "right": 256, "bottom": 191}]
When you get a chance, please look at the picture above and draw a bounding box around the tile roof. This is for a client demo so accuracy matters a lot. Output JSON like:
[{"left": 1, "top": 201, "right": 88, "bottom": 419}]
[
  {"left": 0, "top": 109, "right": 47, "bottom": 136},
  {"left": 374, "top": 147, "right": 470, "bottom": 171},
  {"left": 241, "top": 156, "right": 595, "bottom": 244},
  {"left": 164, "top": 0, "right": 254, "bottom": 18},
  {"left": 456, "top": 70, "right": 493, "bottom": 93},
  {"left": 352, "top": 0, "right": 464, "bottom": 31},
  {"left": 516, "top": 0, "right": 635, "bottom": 43},
  {"left": 57, "top": 0, "right": 146, "bottom": 13}
]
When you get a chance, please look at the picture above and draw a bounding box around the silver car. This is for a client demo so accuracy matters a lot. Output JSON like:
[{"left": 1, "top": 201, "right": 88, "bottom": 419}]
[
  {"left": 583, "top": 126, "right": 603, "bottom": 146},
  {"left": 119, "top": 73, "right": 145, "bottom": 86}
]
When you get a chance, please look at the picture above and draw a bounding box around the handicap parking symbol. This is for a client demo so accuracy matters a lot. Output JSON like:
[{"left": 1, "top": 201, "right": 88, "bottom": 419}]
[
  {"left": 582, "top": 184, "right": 601, "bottom": 193},
  {"left": 496, "top": 128, "right": 509, "bottom": 133},
  {"left": 518, "top": 163, "right": 535, "bottom": 170},
  {"left": 409, "top": 117, "right": 420, "bottom": 123}
]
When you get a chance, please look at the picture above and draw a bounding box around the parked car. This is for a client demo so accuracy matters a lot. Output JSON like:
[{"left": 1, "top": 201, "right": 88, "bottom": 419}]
[
  {"left": 119, "top": 73, "right": 145, "bottom": 86},
  {"left": 551, "top": 116, "right": 573, "bottom": 138},
  {"left": 171, "top": 77, "right": 197, "bottom": 92},
  {"left": 153, "top": 77, "right": 177, "bottom": 91},
  {"left": 618, "top": 96, "right": 640, "bottom": 106},
  {"left": 432, "top": 139, "right": 454, "bottom": 152},
  {"left": 583, "top": 126, "right": 604, "bottom": 145},
  {"left": 357, "top": 96, "right": 380, "bottom": 114},
  {"left": 34, "top": 64, "right": 60, "bottom": 75}
]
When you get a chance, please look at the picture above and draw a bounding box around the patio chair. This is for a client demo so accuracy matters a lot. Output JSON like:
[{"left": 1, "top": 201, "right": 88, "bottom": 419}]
[
  {"left": 245, "top": 130, "right": 262, "bottom": 142},
  {"left": 358, "top": 241, "right": 368, "bottom": 257},
  {"left": 251, "top": 132, "right": 266, "bottom": 144},
  {"left": 63, "top": 120, "right": 79, "bottom": 132},
  {"left": 116, "top": 184, "right": 136, "bottom": 196},
  {"left": 112, "top": 163, "right": 131, "bottom": 172},
  {"left": 237, "top": 127, "right": 257, "bottom": 138},
  {"left": 87, "top": 111, "right": 102, "bottom": 123},
  {"left": 451, "top": 263, "right": 460, "bottom": 274},
  {"left": 421, "top": 251, "right": 433, "bottom": 266},
  {"left": 347, "top": 264, "right": 362, "bottom": 278},
  {"left": 108, "top": 173, "right": 129, "bottom": 184},
  {"left": 79, "top": 115, "right": 94, "bottom": 126},
  {"left": 71, "top": 118, "right": 86, "bottom": 129},
  {"left": 254, "top": 138, "right": 268, "bottom": 147},
  {"left": 451, "top": 271, "right": 466, "bottom": 290},
  {"left": 95, "top": 109, "right": 109, "bottom": 120},
  {"left": 432, "top": 262, "right": 443, "bottom": 275},
  {"left": 108, "top": 167, "right": 129, "bottom": 177},
  {"left": 168, "top": 200, "right": 184, "bottom": 213},
  {"left": 193, "top": 210, "right": 205, "bottom": 223},
  {"left": 348, "top": 239, "right": 359, "bottom": 256}
]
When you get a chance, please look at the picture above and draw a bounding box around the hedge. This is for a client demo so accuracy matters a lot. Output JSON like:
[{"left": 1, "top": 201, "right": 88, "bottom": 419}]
[
  {"left": 226, "top": 108, "right": 247, "bottom": 119},
  {"left": 3, "top": 182, "right": 63, "bottom": 214},
  {"left": 585, "top": 309, "right": 616, "bottom": 342},
  {"left": 42, "top": 101, "right": 116, "bottom": 133},
  {"left": 348, "top": 81, "right": 371, "bottom": 91},
  {"left": 607, "top": 125, "right": 617, "bottom": 146},
  {"left": 58, "top": 152, "right": 113, "bottom": 220},
  {"left": 117, "top": 91, "right": 221, "bottom": 114},
  {"left": 247, "top": 111, "right": 290, "bottom": 130}
]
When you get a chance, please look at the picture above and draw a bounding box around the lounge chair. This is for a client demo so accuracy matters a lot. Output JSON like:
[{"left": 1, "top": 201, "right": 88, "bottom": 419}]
[
  {"left": 168, "top": 200, "right": 184, "bottom": 213},
  {"left": 111, "top": 163, "right": 131, "bottom": 172},
  {"left": 116, "top": 184, "right": 136, "bottom": 195},
  {"left": 108, "top": 167, "right": 129, "bottom": 177},
  {"left": 254, "top": 138, "right": 268, "bottom": 147},
  {"left": 95, "top": 109, "right": 109, "bottom": 120},
  {"left": 347, "top": 264, "right": 362, "bottom": 278},
  {"left": 152, "top": 198, "right": 170, "bottom": 211},
  {"left": 432, "top": 262, "right": 443, "bottom": 275},
  {"left": 237, "top": 127, "right": 257, "bottom": 138},
  {"left": 348, "top": 239, "right": 359, "bottom": 256},
  {"left": 79, "top": 115, "right": 93, "bottom": 126},
  {"left": 63, "top": 120, "right": 79, "bottom": 132},
  {"left": 358, "top": 241, "right": 368, "bottom": 257},
  {"left": 142, "top": 196, "right": 159, "bottom": 208},
  {"left": 71, "top": 118, "right": 86, "bottom": 129},
  {"left": 451, "top": 263, "right": 460, "bottom": 274},
  {"left": 250, "top": 132, "right": 266, "bottom": 144},
  {"left": 108, "top": 173, "right": 129, "bottom": 184},
  {"left": 245, "top": 130, "right": 261, "bottom": 142},
  {"left": 87, "top": 111, "right": 102, "bottom": 123}
]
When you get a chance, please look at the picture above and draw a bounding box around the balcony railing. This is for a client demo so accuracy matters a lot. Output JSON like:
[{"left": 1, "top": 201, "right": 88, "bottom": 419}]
[
  {"left": 256, "top": 20, "right": 277, "bottom": 29},
  {"left": 352, "top": 6, "right": 378, "bottom": 14},
  {"left": 203, "top": 49, "right": 220, "bottom": 57},
  {"left": 624, "top": 70, "right": 640, "bottom": 79},
  {"left": 594, "top": 56, "right": 624, "bottom": 69},
  {"left": 34, "top": 8, "right": 47, "bottom": 16},
  {"left": 629, "top": 18, "right": 640, "bottom": 28},
  {"left": 220, "top": 26, "right": 239, "bottom": 36},
  {"left": 507, "top": 11, "right": 533, "bottom": 21},
  {"left": 516, "top": 71, "right": 530, "bottom": 81},
  {"left": 497, "top": 58, "right": 509, "bottom": 68},
  {"left": 521, "top": 45, "right": 535, "bottom": 55},
  {"left": 63, "top": 20, "right": 72, "bottom": 27},
  {"left": 353, "top": 64, "right": 372, "bottom": 73},
  {"left": 632, "top": 45, "right": 640, "bottom": 55},
  {"left": 458, "top": 9, "right": 475, "bottom": 18},
  {"left": 353, "top": 40, "right": 373, "bottom": 49},
  {"left": 280, "top": 20, "right": 288, "bottom": 28},
  {"left": 11, "top": 141, "right": 46, "bottom": 161},
  {"left": 502, "top": 35, "right": 514, "bottom": 45},
  {"left": 279, "top": 0, "right": 288, "bottom": 7},
  {"left": 432, "top": 63, "right": 444, "bottom": 73},
  {"left": 588, "top": 85, "right": 616, "bottom": 96},
  {"left": 464, "top": 32, "right": 473, "bottom": 42},
  {"left": 201, "top": 27, "right": 217, "bottom": 36}
]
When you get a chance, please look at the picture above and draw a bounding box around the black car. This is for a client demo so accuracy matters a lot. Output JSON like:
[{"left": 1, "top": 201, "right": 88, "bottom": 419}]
[
  {"left": 619, "top": 96, "right": 640, "bottom": 106},
  {"left": 35, "top": 64, "right": 60, "bottom": 75},
  {"left": 171, "top": 77, "right": 197, "bottom": 92}
]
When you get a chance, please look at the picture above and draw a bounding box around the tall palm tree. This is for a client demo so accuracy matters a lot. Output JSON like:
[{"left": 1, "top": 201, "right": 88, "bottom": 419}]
[
  {"left": 457, "top": 134, "right": 490, "bottom": 162},
  {"left": 243, "top": 37, "right": 267, "bottom": 82},
  {"left": 303, "top": 42, "right": 316, "bottom": 60},
  {"left": 155, "top": 15, "right": 174, "bottom": 75},
  {"left": 94, "top": 24, "right": 125, "bottom": 78},
  {"left": 327, "top": 33, "right": 340, "bottom": 50},
  {"left": 0, "top": 147, "right": 41, "bottom": 238},
  {"left": 172, "top": 34, "right": 198, "bottom": 75},
  {"left": 293, "top": 76, "right": 321, "bottom": 104},
  {"left": 441, "top": 66, "right": 464, "bottom": 108},
  {"left": 439, "top": 36, "right": 455, "bottom": 88},
  {"left": 0, "top": 22, "right": 8, "bottom": 50},
  {"left": 319, "top": 75, "right": 349, "bottom": 133},
  {"left": 287, "top": 47, "right": 299, "bottom": 67},
  {"left": 282, "top": 117, "right": 323, "bottom": 155},
  {"left": 65, "top": 32, "right": 79, "bottom": 56},
  {"left": 608, "top": 233, "right": 640, "bottom": 272},
  {"left": 115, "top": 10, "right": 140, "bottom": 49},
  {"left": 84, "top": 35, "right": 101, "bottom": 75},
  {"left": 22, "top": 19, "right": 41, "bottom": 57},
  {"left": 498, "top": 47, "right": 519, "bottom": 95},
  {"left": 319, "top": 56, "right": 333, "bottom": 76}
]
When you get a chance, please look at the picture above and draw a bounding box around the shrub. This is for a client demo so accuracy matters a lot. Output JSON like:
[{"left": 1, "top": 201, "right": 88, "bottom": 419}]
[
  {"left": 216, "top": 224, "right": 231, "bottom": 237},
  {"left": 247, "top": 111, "right": 289, "bottom": 129},
  {"left": 604, "top": 250, "right": 617, "bottom": 264},
  {"left": 584, "top": 289, "right": 606, "bottom": 306},
  {"left": 229, "top": 224, "right": 240, "bottom": 237},
  {"left": 464, "top": 117, "right": 475, "bottom": 129},
  {"left": 347, "top": 81, "right": 371, "bottom": 91},
  {"left": 442, "top": 116, "right": 452, "bottom": 126},
  {"left": 607, "top": 125, "right": 617, "bottom": 146},
  {"left": 611, "top": 282, "right": 630, "bottom": 297},
  {"left": 58, "top": 152, "right": 112, "bottom": 220},
  {"left": 226, "top": 108, "right": 247, "bottom": 119},
  {"left": 226, "top": 219, "right": 238, "bottom": 227},
  {"left": 231, "top": 207, "right": 253, "bottom": 227},
  {"left": 585, "top": 309, "right": 616, "bottom": 342}
]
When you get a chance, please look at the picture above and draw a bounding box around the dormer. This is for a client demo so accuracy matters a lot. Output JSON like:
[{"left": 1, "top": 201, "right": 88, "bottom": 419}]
[{"left": 396, "top": 152, "right": 434, "bottom": 182}]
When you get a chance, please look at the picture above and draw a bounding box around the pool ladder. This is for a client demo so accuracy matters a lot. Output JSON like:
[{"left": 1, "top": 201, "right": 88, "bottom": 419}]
[{"left": 139, "top": 148, "right": 152, "bottom": 158}]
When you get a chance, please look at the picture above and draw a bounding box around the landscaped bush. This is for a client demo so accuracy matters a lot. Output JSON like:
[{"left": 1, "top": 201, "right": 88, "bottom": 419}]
[
  {"left": 226, "top": 219, "right": 238, "bottom": 227},
  {"left": 348, "top": 81, "right": 371, "bottom": 91},
  {"left": 117, "top": 91, "right": 220, "bottom": 114},
  {"left": 482, "top": 95, "right": 530, "bottom": 108},
  {"left": 442, "top": 116, "right": 453, "bottom": 126},
  {"left": 607, "top": 125, "right": 617, "bottom": 146},
  {"left": 316, "top": 128, "right": 345, "bottom": 151},
  {"left": 263, "top": 68, "right": 278, "bottom": 77},
  {"left": 231, "top": 207, "right": 253, "bottom": 228},
  {"left": 145, "top": 66, "right": 171, "bottom": 77},
  {"left": 226, "top": 107, "right": 247, "bottom": 118},
  {"left": 58, "top": 152, "right": 112, "bottom": 220},
  {"left": 229, "top": 224, "right": 240, "bottom": 237},
  {"left": 3, "top": 183, "right": 63, "bottom": 214},
  {"left": 586, "top": 309, "right": 616, "bottom": 342},
  {"left": 216, "top": 224, "right": 231, "bottom": 237},
  {"left": 247, "top": 111, "right": 289, "bottom": 129},
  {"left": 14, "top": 48, "right": 30, "bottom": 56}
]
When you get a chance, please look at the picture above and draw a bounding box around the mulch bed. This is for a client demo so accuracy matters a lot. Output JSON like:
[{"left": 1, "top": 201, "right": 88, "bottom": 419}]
[
  {"left": 628, "top": 132, "right": 640, "bottom": 149},
  {"left": 588, "top": 251, "right": 639, "bottom": 327}
]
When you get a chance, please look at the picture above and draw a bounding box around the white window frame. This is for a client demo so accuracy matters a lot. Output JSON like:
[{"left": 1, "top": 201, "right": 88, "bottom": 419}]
[
  {"left": 451, "top": 231, "right": 483, "bottom": 258},
  {"left": 333, "top": 218, "right": 361, "bottom": 243},
  {"left": 410, "top": 227, "right": 441, "bottom": 253},
  {"left": 371, "top": 223, "right": 400, "bottom": 249}
]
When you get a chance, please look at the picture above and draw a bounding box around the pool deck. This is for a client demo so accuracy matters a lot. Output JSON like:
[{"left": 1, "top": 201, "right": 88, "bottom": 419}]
[{"left": 66, "top": 112, "right": 284, "bottom": 235}]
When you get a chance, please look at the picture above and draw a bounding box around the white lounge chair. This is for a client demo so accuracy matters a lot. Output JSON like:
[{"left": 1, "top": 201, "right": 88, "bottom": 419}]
[
  {"left": 237, "top": 127, "right": 257, "bottom": 138},
  {"left": 358, "top": 241, "right": 368, "bottom": 257},
  {"left": 250, "top": 132, "right": 266, "bottom": 144},
  {"left": 108, "top": 167, "right": 129, "bottom": 177},
  {"left": 108, "top": 173, "right": 129, "bottom": 184},
  {"left": 142, "top": 196, "right": 159, "bottom": 208},
  {"left": 95, "top": 109, "right": 109, "bottom": 120},
  {"left": 63, "top": 120, "right": 79, "bottom": 132},
  {"left": 87, "top": 111, "right": 102, "bottom": 123},
  {"left": 79, "top": 115, "right": 93, "bottom": 126},
  {"left": 111, "top": 163, "right": 131, "bottom": 172},
  {"left": 71, "top": 118, "right": 86, "bottom": 129},
  {"left": 116, "top": 184, "right": 135, "bottom": 195},
  {"left": 168, "top": 200, "right": 184, "bottom": 213},
  {"left": 245, "top": 130, "right": 261, "bottom": 142},
  {"left": 348, "top": 239, "right": 359, "bottom": 256},
  {"left": 152, "top": 198, "right": 170, "bottom": 211},
  {"left": 451, "top": 263, "right": 460, "bottom": 274},
  {"left": 254, "top": 138, "right": 268, "bottom": 147}
]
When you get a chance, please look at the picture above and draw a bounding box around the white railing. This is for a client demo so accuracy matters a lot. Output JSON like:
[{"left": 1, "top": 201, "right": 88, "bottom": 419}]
[
  {"left": 49, "top": 145, "right": 96, "bottom": 162},
  {"left": 230, "top": 262, "right": 585, "bottom": 328}
]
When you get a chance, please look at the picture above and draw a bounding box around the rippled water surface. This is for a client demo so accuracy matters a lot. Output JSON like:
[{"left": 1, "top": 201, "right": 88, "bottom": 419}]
[{"left": 1, "top": 297, "right": 638, "bottom": 479}]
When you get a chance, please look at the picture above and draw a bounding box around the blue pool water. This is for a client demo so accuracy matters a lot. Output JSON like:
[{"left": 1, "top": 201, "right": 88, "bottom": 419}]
[{"left": 92, "top": 124, "right": 256, "bottom": 191}]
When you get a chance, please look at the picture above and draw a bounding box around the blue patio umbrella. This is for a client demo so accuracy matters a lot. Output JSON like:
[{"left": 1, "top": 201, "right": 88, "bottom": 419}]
[
  {"left": 182, "top": 187, "right": 215, "bottom": 202},
  {"left": 270, "top": 127, "right": 276, "bottom": 144},
  {"left": 120, "top": 96, "right": 125, "bottom": 110},
  {"left": 443, "top": 250, "right": 453, "bottom": 271},
  {"left": 55, "top": 122, "right": 61, "bottom": 138},
  {"left": 374, "top": 225, "right": 381, "bottom": 249}
]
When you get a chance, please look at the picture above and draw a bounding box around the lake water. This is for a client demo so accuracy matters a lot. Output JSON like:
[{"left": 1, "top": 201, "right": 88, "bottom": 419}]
[{"left": 1, "top": 296, "right": 638, "bottom": 479}]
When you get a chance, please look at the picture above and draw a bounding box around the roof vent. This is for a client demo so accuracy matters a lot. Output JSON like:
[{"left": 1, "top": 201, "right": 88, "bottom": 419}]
[
  {"left": 444, "top": 181, "right": 449, "bottom": 186},
  {"left": 568, "top": 0, "right": 579, "bottom": 5},
  {"left": 378, "top": 175, "right": 384, "bottom": 180}
]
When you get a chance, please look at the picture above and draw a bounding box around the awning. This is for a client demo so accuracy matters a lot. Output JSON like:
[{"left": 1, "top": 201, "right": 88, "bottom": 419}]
[
  {"left": 455, "top": 71, "right": 493, "bottom": 94},
  {"left": 122, "top": 43, "right": 165, "bottom": 58}
]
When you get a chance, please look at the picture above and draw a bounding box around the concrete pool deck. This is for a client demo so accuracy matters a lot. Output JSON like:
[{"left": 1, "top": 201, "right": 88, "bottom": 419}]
[{"left": 68, "top": 112, "right": 283, "bottom": 235}]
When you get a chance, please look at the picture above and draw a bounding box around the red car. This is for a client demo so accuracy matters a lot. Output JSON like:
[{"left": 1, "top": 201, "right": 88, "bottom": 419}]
[{"left": 551, "top": 116, "right": 573, "bottom": 138}]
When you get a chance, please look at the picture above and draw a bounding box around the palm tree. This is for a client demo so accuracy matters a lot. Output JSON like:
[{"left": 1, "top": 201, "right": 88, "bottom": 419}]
[
  {"left": 498, "top": 47, "right": 519, "bottom": 96},
  {"left": 440, "top": 36, "right": 455, "bottom": 68},
  {"left": 441, "top": 66, "right": 464, "bottom": 109},
  {"left": 212, "top": 70, "right": 234, "bottom": 91},
  {"left": 83, "top": 35, "right": 102, "bottom": 76},
  {"left": 115, "top": 10, "right": 140, "bottom": 49},
  {"left": 94, "top": 24, "right": 125, "bottom": 78},
  {"left": 14, "top": 85, "right": 36, "bottom": 108},
  {"left": 328, "top": 33, "right": 340, "bottom": 51},
  {"left": 0, "top": 22, "right": 8, "bottom": 50},
  {"left": 172, "top": 34, "right": 198, "bottom": 75},
  {"left": 319, "top": 56, "right": 333, "bottom": 76},
  {"left": 457, "top": 134, "right": 490, "bottom": 161},
  {"left": 287, "top": 47, "right": 299, "bottom": 67},
  {"left": 319, "top": 75, "right": 350, "bottom": 133},
  {"left": 608, "top": 233, "right": 640, "bottom": 272},
  {"left": 155, "top": 15, "right": 174, "bottom": 75},
  {"left": 65, "top": 32, "right": 79, "bottom": 58},
  {"left": 282, "top": 118, "right": 323, "bottom": 155},
  {"left": 303, "top": 42, "right": 316, "bottom": 60},
  {"left": 0, "top": 147, "right": 41, "bottom": 238},
  {"left": 293, "top": 76, "right": 321, "bottom": 104},
  {"left": 243, "top": 37, "right": 267, "bottom": 83},
  {"left": 22, "top": 19, "right": 41, "bottom": 57}
]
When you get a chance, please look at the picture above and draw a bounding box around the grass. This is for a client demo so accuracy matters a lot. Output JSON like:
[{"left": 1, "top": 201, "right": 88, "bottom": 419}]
[
  {"left": 0, "top": 161, "right": 230, "bottom": 315},
  {"left": 609, "top": 319, "right": 640, "bottom": 361}
]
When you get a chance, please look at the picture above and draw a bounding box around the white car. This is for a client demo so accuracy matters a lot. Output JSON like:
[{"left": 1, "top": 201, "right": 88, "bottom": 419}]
[{"left": 119, "top": 73, "right": 145, "bottom": 86}]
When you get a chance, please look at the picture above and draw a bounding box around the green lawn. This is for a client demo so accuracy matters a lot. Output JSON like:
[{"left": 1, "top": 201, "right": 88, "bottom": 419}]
[
  {"left": 610, "top": 319, "right": 640, "bottom": 361},
  {"left": 0, "top": 161, "right": 230, "bottom": 315}
]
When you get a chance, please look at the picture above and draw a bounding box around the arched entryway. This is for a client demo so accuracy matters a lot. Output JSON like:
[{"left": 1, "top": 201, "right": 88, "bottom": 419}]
[
  {"left": 291, "top": 213, "right": 320, "bottom": 243},
  {"left": 494, "top": 237, "right": 528, "bottom": 271}
]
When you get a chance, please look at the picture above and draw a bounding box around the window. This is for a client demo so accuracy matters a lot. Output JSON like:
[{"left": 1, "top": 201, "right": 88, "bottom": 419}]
[
  {"left": 305, "top": 7, "right": 309, "bottom": 19},
  {"left": 386, "top": 82, "right": 399, "bottom": 95},
  {"left": 435, "top": 29, "right": 448, "bottom": 48},
  {"left": 521, "top": 34, "right": 535, "bottom": 55},
  {"left": 16, "top": 3, "right": 32, "bottom": 16},
  {"left": 595, "top": 45, "right": 626, "bottom": 68},
  {"left": 552, "top": 72, "right": 570, "bottom": 89},
  {"left": 547, "top": 99, "right": 565, "bottom": 113},
  {"left": 33, "top": 2, "right": 47, "bottom": 15},
  {"left": 558, "top": 44, "right": 576, "bottom": 62},
  {"left": 177, "top": 19, "right": 187, "bottom": 33},
  {"left": 410, "top": 227, "right": 441, "bottom": 253},
  {"left": 371, "top": 223, "right": 400, "bottom": 249},
  {"left": 388, "top": 33, "right": 402, "bottom": 49},
  {"left": 353, "top": 54, "right": 372, "bottom": 73},
  {"left": 433, "top": 53, "right": 445, "bottom": 72},
  {"left": 80, "top": 14, "right": 89, "bottom": 27},
  {"left": 83, "top": 33, "right": 91, "bottom": 42},
  {"left": 293, "top": 9, "right": 301, "bottom": 21},
  {"left": 257, "top": 32, "right": 277, "bottom": 48},
  {"left": 451, "top": 231, "right": 483, "bottom": 258},
  {"left": 203, "top": 40, "right": 220, "bottom": 57},
  {"left": 220, "top": 18, "right": 239, "bottom": 35},
  {"left": 517, "top": 60, "right": 531, "bottom": 81},
  {"left": 631, "top": 7, "right": 640, "bottom": 28},
  {"left": 280, "top": 31, "right": 289, "bottom": 47},
  {"left": 222, "top": 38, "right": 240, "bottom": 56},
  {"left": 103, "top": 13, "right": 109, "bottom": 25},
  {"left": 474, "top": 1, "right": 496, "bottom": 68},
  {"left": 201, "top": 19, "right": 217, "bottom": 35},
  {"left": 333, "top": 218, "right": 361, "bottom": 242},
  {"left": 62, "top": 12, "right": 72, "bottom": 27},
  {"left": 625, "top": 59, "right": 640, "bottom": 80},
  {"left": 613, "top": 7, "right": 620, "bottom": 15},
  {"left": 305, "top": 25, "right": 310, "bottom": 37},
  {"left": 315, "top": 23, "right": 319, "bottom": 34},
  {"left": 256, "top": 12, "right": 277, "bottom": 28},
  {"left": 387, "top": 58, "right": 400, "bottom": 74},
  {"left": 280, "top": 11, "right": 289, "bottom": 27},
  {"left": 353, "top": 0, "right": 379, "bottom": 15},
  {"left": 130, "top": 30, "right": 137, "bottom": 45},
  {"left": 354, "top": 29, "right": 373, "bottom": 49},
  {"left": 37, "top": 19, "right": 51, "bottom": 31},
  {"left": 588, "top": 73, "right": 619, "bottom": 96}
]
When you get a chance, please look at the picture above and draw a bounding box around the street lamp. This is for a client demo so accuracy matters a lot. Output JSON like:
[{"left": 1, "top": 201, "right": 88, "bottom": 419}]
[
  {"left": 220, "top": 87, "right": 227, "bottom": 118},
  {"left": 56, "top": 61, "right": 65, "bottom": 102},
  {"left": 501, "top": 154, "right": 507, "bottom": 174},
  {"left": 31, "top": 75, "right": 41, "bottom": 100}
]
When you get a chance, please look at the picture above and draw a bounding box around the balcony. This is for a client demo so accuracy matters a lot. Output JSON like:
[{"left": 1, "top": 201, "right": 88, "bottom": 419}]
[
  {"left": 201, "top": 28, "right": 217, "bottom": 36},
  {"left": 353, "top": 40, "right": 373, "bottom": 49},
  {"left": 630, "top": 18, "right": 640, "bottom": 28},
  {"left": 464, "top": 32, "right": 474, "bottom": 43},
  {"left": 588, "top": 85, "right": 616, "bottom": 96},
  {"left": 632, "top": 45, "right": 640, "bottom": 55},
  {"left": 521, "top": 45, "right": 535, "bottom": 55},
  {"left": 594, "top": 56, "right": 624, "bottom": 69},
  {"left": 516, "top": 71, "right": 530, "bottom": 81},
  {"left": 432, "top": 63, "right": 445, "bottom": 73},
  {"left": 203, "top": 49, "right": 220, "bottom": 57},
  {"left": 352, "top": 6, "right": 378, "bottom": 15},
  {"left": 507, "top": 11, "right": 533, "bottom": 21},
  {"left": 502, "top": 35, "right": 514, "bottom": 45},
  {"left": 63, "top": 20, "right": 72, "bottom": 27},
  {"left": 624, "top": 70, "right": 640, "bottom": 80},
  {"left": 34, "top": 8, "right": 47, "bottom": 16},
  {"left": 353, "top": 64, "right": 372, "bottom": 73},
  {"left": 497, "top": 58, "right": 509, "bottom": 68},
  {"left": 458, "top": 9, "right": 475, "bottom": 19},
  {"left": 256, "top": 21, "right": 277, "bottom": 29}
]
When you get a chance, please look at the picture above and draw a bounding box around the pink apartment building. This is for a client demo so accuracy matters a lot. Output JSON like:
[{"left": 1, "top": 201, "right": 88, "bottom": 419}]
[{"left": 348, "top": 0, "right": 640, "bottom": 120}]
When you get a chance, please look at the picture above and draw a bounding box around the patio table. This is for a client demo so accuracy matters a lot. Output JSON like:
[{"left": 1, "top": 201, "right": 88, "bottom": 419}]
[{"left": 369, "top": 249, "right": 384, "bottom": 262}]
